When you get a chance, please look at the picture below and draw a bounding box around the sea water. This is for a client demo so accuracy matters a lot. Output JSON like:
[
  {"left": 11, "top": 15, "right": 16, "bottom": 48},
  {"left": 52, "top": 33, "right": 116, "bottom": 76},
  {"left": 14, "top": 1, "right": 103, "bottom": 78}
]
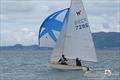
[{"left": 0, "top": 49, "right": 119, "bottom": 80}]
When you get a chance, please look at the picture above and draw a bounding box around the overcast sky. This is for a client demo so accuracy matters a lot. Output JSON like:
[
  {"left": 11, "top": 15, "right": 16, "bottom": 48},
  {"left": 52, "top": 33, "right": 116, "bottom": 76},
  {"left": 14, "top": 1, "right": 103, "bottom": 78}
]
[{"left": 0, "top": 0, "right": 120, "bottom": 46}]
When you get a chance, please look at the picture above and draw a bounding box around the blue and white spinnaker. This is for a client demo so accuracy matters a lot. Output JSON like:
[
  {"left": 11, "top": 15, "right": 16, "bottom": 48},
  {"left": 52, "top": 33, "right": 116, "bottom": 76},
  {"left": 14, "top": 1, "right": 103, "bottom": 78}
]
[{"left": 39, "top": 8, "right": 69, "bottom": 48}]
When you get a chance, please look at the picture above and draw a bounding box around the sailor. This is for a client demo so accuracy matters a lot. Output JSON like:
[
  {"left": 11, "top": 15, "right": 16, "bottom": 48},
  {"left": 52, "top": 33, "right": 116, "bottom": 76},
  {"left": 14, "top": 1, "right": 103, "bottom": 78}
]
[
  {"left": 76, "top": 57, "right": 82, "bottom": 66},
  {"left": 58, "top": 54, "right": 68, "bottom": 65},
  {"left": 86, "top": 67, "right": 90, "bottom": 71}
]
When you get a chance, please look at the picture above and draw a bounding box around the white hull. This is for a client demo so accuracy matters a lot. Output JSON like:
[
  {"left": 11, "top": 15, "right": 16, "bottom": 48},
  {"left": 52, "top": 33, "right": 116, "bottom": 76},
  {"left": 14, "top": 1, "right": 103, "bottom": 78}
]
[{"left": 48, "top": 61, "right": 90, "bottom": 71}]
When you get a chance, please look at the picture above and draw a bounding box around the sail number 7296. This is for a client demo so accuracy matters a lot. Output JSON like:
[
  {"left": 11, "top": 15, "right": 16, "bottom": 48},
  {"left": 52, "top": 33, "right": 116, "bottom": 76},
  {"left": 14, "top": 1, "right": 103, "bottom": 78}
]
[{"left": 74, "top": 18, "right": 89, "bottom": 30}]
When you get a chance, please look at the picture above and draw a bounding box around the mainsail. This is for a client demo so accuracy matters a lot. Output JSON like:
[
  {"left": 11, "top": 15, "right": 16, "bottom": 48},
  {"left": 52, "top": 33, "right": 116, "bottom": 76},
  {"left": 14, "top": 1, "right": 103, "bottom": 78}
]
[{"left": 51, "top": 0, "right": 97, "bottom": 62}]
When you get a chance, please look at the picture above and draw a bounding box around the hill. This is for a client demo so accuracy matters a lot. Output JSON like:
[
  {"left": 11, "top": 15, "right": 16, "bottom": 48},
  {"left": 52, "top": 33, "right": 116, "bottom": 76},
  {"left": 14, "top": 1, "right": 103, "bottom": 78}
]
[
  {"left": 92, "top": 32, "right": 120, "bottom": 49},
  {"left": 0, "top": 32, "right": 120, "bottom": 50},
  {"left": 0, "top": 44, "right": 52, "bottom": 51}
]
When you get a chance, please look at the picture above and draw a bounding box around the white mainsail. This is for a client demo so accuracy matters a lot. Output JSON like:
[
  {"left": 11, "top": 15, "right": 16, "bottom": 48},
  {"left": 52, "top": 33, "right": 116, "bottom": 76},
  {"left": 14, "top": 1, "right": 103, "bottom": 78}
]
[{"left": 51, "top": 0, "right": 97, "bottom": 62}]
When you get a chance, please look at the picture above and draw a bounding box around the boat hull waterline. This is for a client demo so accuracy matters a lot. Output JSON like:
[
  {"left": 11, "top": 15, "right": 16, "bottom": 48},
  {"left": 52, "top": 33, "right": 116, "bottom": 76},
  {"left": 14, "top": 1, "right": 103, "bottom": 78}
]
[{"left": 48, "top": 61, "right": 91, "bottom": 71}]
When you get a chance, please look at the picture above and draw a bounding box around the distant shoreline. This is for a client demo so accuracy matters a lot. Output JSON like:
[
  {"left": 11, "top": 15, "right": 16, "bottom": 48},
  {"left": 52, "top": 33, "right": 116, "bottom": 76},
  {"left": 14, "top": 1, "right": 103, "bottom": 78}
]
[
  {"left": 0, "top": 45, "right": 119, "bottom": 51},
  {"left": 0, "top": 48, "right": 119, "bottom": 52},
  {"left": 0, "top": 32, "right": 120, "bottom": 50}
]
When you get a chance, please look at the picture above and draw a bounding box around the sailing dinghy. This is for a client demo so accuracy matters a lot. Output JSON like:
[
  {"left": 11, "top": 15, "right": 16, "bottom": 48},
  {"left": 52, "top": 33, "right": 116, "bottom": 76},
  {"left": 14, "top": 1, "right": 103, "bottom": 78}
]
[{"left": 48, "top": 0, "right": 97, "bottom": 71}]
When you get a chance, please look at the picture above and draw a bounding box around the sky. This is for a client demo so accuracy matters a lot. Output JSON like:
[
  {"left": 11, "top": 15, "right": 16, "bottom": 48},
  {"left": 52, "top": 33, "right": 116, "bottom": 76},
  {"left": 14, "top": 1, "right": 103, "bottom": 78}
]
[{"left": 0, "top": 0, "right": 120, "bottom": 46}]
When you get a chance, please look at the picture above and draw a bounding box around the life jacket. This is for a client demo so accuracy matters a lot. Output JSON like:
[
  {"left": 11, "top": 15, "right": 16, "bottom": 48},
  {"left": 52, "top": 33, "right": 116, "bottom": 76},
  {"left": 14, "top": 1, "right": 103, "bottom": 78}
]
[{"left": 60, "top": 57, "right": 66, "bottom": 63}]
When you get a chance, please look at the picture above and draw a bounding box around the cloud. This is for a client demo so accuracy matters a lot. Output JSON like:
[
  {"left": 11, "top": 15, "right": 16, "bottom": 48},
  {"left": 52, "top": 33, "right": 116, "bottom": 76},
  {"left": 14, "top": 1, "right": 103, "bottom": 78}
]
[
  {"left": 85, "top": 0, "right": 120, "bottom": 32},
  {"left": 0, "top": 28, "right": 37, "bottom": 46},
  {"left": 0, "top": 0, "right": 119, "bottom": 46},
  {"left": 84, "top": 0, "right": 119, "bottom": 16},
  {"left": 103, "top": 23, "right": 110, "bottom": 29}
]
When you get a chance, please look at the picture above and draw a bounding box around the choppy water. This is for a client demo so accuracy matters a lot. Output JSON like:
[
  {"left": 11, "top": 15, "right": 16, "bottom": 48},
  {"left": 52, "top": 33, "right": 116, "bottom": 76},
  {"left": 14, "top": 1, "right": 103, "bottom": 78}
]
[{"left": 0, "top": 49, "right": 120, "bottom": 80}]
